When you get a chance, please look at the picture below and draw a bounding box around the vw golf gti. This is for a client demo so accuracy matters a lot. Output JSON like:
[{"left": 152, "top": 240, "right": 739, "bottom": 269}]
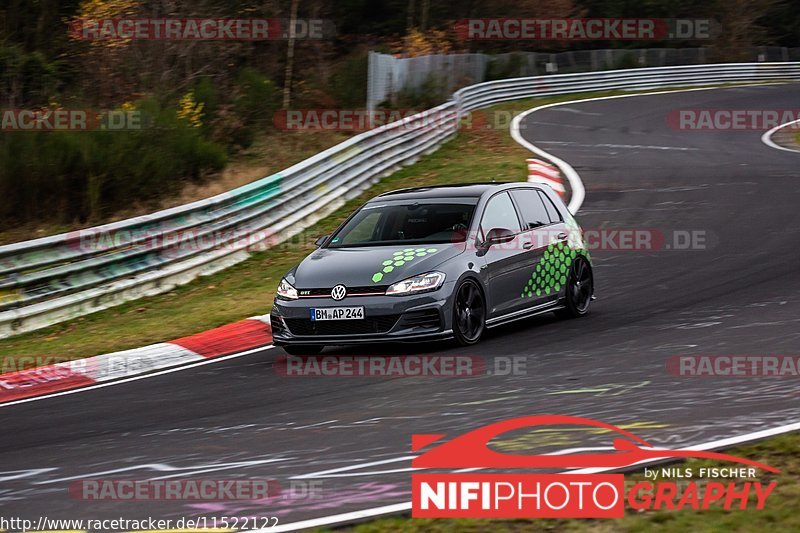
[{"left": 271, "top": 183, "right": 593, "bottom": 354}]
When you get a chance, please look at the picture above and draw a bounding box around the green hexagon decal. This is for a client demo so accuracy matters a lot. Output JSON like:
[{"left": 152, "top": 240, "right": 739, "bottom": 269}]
[
  {"left": 520, "top": 236, "right": 589, "bottom": 297},
  {"left": 372, "top": 247, "right": 440, "bottom": 283}
]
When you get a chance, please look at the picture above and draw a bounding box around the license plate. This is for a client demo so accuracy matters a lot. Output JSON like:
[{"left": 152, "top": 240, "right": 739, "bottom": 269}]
[{"left": 310, "top": 307, "right": 365, "bottom": 321}]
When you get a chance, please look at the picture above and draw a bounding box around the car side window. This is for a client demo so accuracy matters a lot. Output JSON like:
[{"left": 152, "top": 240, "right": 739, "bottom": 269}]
[
  {"left": 538, "top": 190, "right": 563, "bottom": 223},
  {"left": 480, "top": 192, "right": 522, "bottom": 235},
  {"left": 510, "top": 189, "right": 551, "bottom": 229}
]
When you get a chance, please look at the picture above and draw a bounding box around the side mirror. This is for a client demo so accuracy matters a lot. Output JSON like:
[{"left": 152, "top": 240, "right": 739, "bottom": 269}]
[
  {"left": 314, "top": 235, "right": 329, "bottom": 247},
  {"left": 478, "top": 228, "right": 515, "bottom": 253}
]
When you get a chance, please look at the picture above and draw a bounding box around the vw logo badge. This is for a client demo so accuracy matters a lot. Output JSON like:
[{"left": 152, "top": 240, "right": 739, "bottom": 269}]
[{"left": 331, "top": 285, "right": 347, "bottom": 301}]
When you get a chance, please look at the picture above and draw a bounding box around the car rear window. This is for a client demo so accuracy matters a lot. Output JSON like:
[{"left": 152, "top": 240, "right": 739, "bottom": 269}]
[{"left": 510, "top": 189, "right": 551, "bottom": 229}]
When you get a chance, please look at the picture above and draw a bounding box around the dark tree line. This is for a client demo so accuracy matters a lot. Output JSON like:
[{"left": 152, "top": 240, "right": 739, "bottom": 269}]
[
  {"left": 1, "top": 0, "right": 795, "bottom": 108},
  {"left": 0, "top": 0, "right": 795, "bottom": 226}
]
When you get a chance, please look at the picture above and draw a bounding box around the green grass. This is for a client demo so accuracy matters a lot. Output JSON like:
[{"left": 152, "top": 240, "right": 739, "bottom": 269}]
[
  {"left": 0, "top": 83, "right": 772, "bottom": 366},
  {"left": 795, "top": 131, "right": 800, "bottom": 145},
  {"left": 331, "top": 433, "right": 800, "bottom": 532}
]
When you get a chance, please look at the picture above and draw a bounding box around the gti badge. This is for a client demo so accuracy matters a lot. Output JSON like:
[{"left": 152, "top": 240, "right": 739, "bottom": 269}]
[{"left": 331, "top": 285, "right": 347, "bottom": 301}]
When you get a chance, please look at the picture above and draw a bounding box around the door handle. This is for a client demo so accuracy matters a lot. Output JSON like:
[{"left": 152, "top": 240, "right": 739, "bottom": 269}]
[
  {"left": 557, "top": 233, "right": 568, "bottom": 240},
  {"left": 523, "top": 242, "right": 534, "bottom": 250}
]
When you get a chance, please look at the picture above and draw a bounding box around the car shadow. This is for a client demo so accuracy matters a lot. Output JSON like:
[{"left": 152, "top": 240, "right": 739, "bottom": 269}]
[{"left": 286, "top": 311, "right": 565, "bottom": 357}]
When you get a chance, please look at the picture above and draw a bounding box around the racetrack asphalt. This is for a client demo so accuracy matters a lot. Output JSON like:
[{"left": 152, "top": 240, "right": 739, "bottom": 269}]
[{"left": 1, "top": 83, "right": 798, "bottom": 528}]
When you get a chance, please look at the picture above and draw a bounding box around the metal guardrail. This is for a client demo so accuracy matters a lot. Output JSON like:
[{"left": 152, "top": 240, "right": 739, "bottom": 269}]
[{"left": 1, "top": 62, "right": 798, "bottom": 338}]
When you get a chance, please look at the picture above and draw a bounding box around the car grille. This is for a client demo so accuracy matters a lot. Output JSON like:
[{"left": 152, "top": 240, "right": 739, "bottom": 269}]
[
  {"left": 284, "top": 315, "right": 400, "bottom": 336},
  {"left": 298, "top": 286, "right": 389, "bottom": 298}
]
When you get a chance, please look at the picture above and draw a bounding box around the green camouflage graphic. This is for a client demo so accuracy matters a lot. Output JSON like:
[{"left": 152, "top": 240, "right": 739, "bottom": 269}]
[
  {"left": 372, "top": 247, "right": 439, "bottom": 283},
  {"left": 521, "top": 216, "right": 590, "bottom": 299},
  {"left": 522, "top": 241, "right": 574, "bottom": 298}
]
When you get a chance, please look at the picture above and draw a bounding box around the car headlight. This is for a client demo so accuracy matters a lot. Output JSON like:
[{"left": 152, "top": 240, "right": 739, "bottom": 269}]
[
  {"left": 276, "top": 278, "right": 299, "bottom": 300},
  {"left": 386, "top": 272, "right": 446, "bottom": 296}
]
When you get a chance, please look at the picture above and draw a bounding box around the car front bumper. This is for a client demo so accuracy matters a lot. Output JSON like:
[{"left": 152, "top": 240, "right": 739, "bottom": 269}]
[{"left": 270, "top": 284, "right": 455, "bottom": 346}]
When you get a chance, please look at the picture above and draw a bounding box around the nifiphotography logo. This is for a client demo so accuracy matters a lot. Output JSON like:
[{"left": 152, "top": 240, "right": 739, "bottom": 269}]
[{"left": 411, "top": 415, "right": 778, "bottom": 518}]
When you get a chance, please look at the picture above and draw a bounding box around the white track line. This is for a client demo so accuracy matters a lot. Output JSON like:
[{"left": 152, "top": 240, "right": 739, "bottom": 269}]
[
  {"left": 269, "top": 82, "right": 799, "bottom": 532},
  {"left": 269, "top": 502, "right": 414, "bottom": 532},
  {"left": 512, "top": 106, "right": 585, "bottom": 214},
  {"left": 0, "top": 345, "right": 274, "bottom": 409},
  {"left": 510, "top": 85, "right": 788, "bottom": 214},
  {"left": 761, "top": 118, "right": 800, "bottom": 153}
]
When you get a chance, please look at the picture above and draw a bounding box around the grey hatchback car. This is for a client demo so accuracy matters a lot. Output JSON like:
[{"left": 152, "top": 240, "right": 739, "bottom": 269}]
[{"left": 270, "top": 183, "right": 593, "bottom": 354}]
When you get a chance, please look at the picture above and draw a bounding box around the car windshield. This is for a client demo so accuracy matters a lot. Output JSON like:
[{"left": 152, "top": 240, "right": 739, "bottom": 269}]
[{"left": 328, "top": 198, "right": 478, "bottom": 248}]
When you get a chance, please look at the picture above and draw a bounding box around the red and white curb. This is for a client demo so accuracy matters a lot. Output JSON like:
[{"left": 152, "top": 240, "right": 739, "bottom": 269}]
[
  {"left": 0, "top": 315, "right": 273, "bottom": 405},
  {"left": 527, "top": 158, "right": 567, "bottom": 199}
]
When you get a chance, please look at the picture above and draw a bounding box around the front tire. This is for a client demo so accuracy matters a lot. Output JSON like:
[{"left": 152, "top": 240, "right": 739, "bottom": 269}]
[
  {"left": 283, "top": 344, "right": 324, "bottom": 356},
  {"left": 452, "top": 278, "right": 486, "bottom": 346},
  {"left": 556, "top": 256, "right": 593, "bottom": 319}
]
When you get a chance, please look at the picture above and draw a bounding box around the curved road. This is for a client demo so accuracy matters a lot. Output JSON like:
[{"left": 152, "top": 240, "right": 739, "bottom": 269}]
[{"left": 2, "top": 84, "right": 799, "bottom": 528}]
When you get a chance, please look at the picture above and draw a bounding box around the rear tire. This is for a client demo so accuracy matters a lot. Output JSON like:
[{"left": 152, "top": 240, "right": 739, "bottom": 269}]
[
  {"left": 283, "top": 344, "right": 324, "bottom": 356},
  {"left": 452, "top": 278, "right": 486, "bottom": 346},
  {"left": 555, "top": 256, "right": 593, "bottom": 319}
]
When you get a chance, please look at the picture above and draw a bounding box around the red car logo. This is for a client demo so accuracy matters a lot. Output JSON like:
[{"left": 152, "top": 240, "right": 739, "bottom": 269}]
[{"left": 411, "top": 415, "right": 779, "bottom": 472}]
